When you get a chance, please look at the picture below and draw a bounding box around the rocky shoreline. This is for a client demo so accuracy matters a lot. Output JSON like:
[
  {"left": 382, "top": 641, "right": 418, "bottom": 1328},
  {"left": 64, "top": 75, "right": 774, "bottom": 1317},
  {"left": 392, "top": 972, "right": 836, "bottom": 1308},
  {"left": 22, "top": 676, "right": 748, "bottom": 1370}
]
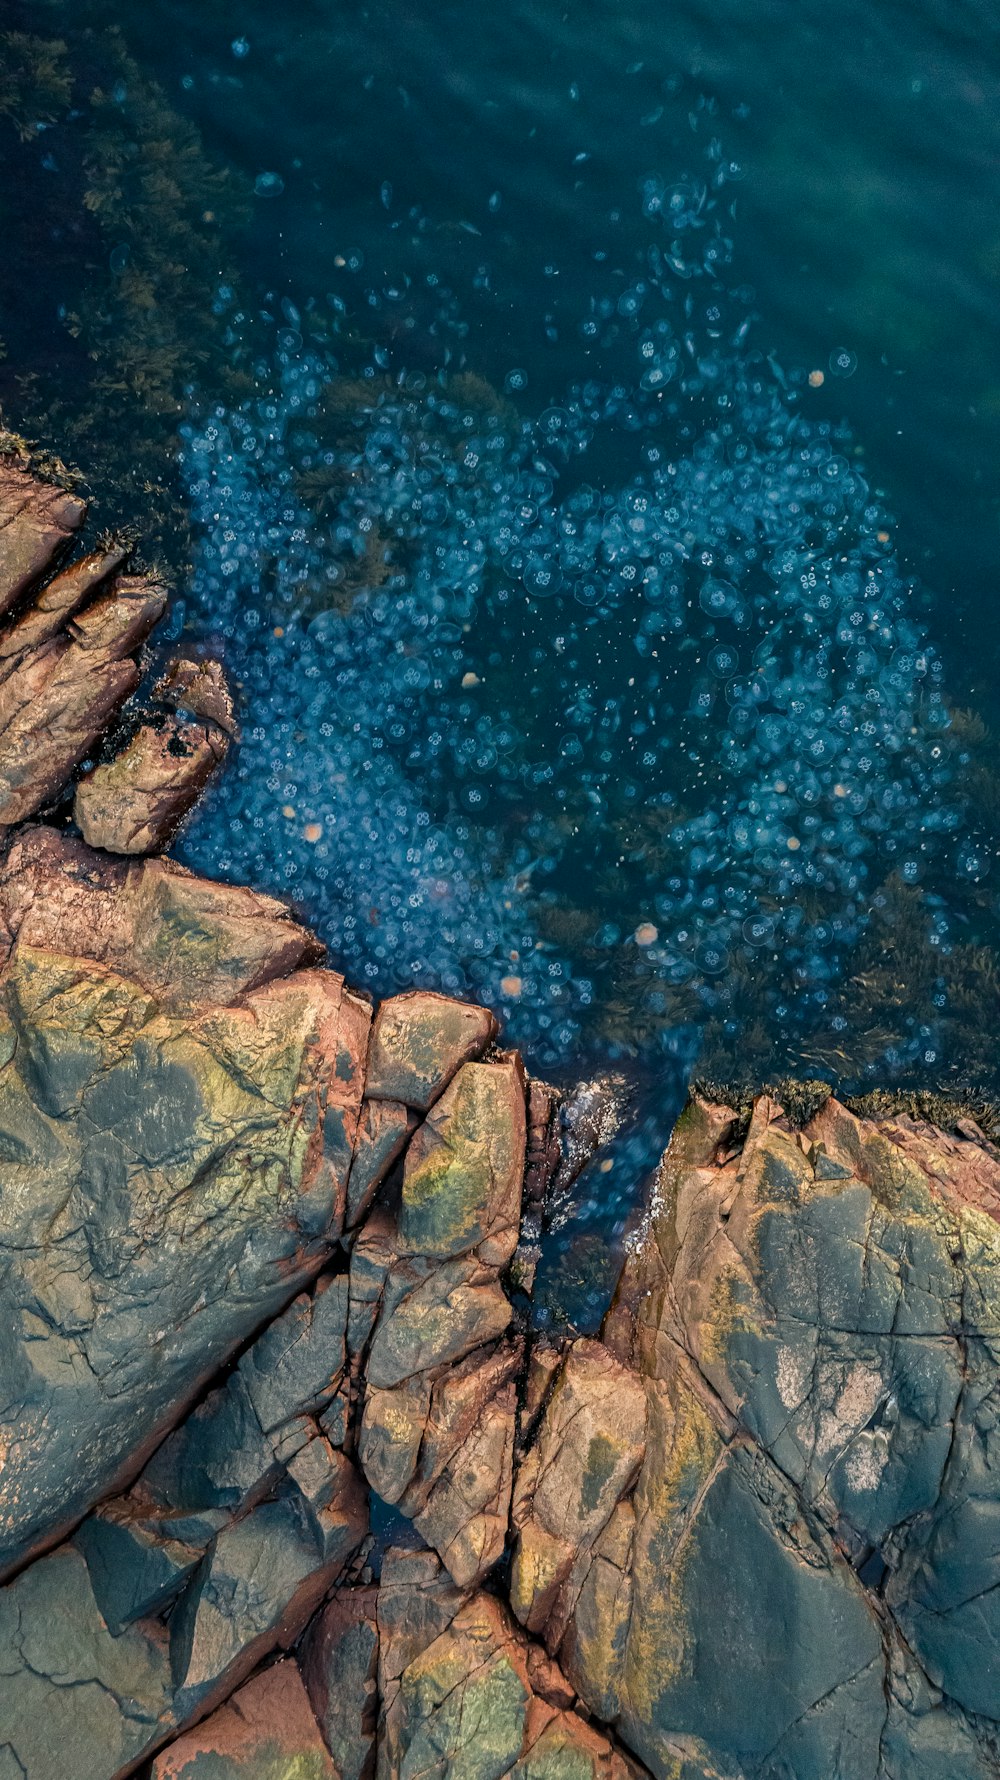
[{"left": 2, "top": 455, "right": 1000, "bottom": 1778}]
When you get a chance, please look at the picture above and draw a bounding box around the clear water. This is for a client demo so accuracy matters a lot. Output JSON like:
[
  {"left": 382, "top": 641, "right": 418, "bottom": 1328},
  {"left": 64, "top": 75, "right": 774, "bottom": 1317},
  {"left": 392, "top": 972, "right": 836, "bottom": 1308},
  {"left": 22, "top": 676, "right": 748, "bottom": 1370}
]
[{"left": 3, "top": 0, "right": 1000, "bottom": 1296}]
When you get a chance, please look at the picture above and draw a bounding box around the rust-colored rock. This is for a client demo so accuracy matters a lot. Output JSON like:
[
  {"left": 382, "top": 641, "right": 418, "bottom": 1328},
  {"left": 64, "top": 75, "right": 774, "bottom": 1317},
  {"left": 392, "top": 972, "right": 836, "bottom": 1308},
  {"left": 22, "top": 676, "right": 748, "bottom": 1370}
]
[
  {"left": 301, "top": 1586, "right": 380, "bottom": 1780},
  {"left": 351, "top": 1053, "right": 527, "bottom": 1586},
  {"left": 151, "top": 1660, "right": 336, "bottom": 1778},
  {"left": 0, "top": 458, "right": 86, "bottom": 616},
  {"left": 399, "top": 1055, "right": 527, "bottom": 1265},
  {"left": 0, "top": 824, "right": 324, "bottom": 1013},
  {"left": 0, "top": 569, "right": 167, "bottom": 824},
  {"left": 74, "top": 711, "right": 230, "bottom": 854},
  {"left": 0, "top": 543, "right": 129, "bottom": 667},
  {"left": 346, "top": 1097, "right": 416, "bottom": 1229},
  {"left": 366, "top": 987, "right": 498, "bottom": 1109},
  {"left": 0, "top": 825, "right": 370, "bottom": 1580},
  {"left": 375, "top": 1549, "right": 642, "bottom": 1780}
]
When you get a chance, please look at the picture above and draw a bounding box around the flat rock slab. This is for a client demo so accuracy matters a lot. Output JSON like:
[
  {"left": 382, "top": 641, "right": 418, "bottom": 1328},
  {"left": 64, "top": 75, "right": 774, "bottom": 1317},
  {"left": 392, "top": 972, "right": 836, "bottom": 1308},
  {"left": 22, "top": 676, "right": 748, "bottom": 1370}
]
[
  {"left": 400, "top": 1056, "right": 526, "bottom": 1265},
  {"left": 0, "top": 826, "right": 325, "bottom": 1013},
  {"left": 365, "top": 989, "right": 497, "bottom": 1110},
  {"left": 151, "top": 1661, "right": 336, "bottom": 1779}
]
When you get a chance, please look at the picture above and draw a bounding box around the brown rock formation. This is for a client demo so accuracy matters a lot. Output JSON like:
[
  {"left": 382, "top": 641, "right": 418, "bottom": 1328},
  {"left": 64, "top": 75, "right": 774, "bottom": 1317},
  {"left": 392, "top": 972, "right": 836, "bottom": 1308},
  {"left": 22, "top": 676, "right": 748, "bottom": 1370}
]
[
  {"left": 74, "top": 709, "right": 229, "bottom": 853},
  {"left": 0, "top": 569, "right": 167, "bottom": 823},
  {"left": 0, "top": 459, "right": 86, "bottom": 615},
  {"left": 150, "top": 1660, "right": 336, "bottom": 1778}
]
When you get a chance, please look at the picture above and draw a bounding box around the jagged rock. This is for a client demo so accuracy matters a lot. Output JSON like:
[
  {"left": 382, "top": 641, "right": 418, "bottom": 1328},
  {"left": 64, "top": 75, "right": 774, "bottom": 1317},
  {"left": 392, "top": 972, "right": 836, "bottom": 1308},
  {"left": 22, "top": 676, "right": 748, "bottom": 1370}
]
[
  {"left": 74, "top": 1501, "right": 209, "bottom": 1634},
  {"left": 346, "top": 1097, "right": 416, "bottom": 1229},
  {"left": 398, "top": 1338, "right": 523, "bottom": 1588},
  {"left": 151, "top": 1660, "right": 336, "bottom": 1779},
  {"left": 242, "top": 1274, "right": 351, "bottom": 1435},
  {"left": 301, "top": 1586, "right": 380, "bottom": 1780},
  {"left": 0, "top": 837, "right": 369, "bottom": 1579},
  {"left": 0, "top": 570, "right": 167, "bottom": 824},
  {"left": 510, "top": 1340, "right": 646, "bottom": 1644},
  {"left": 0, "top": 460, "right": 85, "bottom": 615},
  {"left": 10, "top": 1268, "right": 370, "bottom": 1776},
  {"left": 524, "top": 1078, "right": 562, "bottom": 1206},
  {"left": 0, "top": 825, "right": 325, "bottom": 1012},
  {"left": 352, "top": 1056, "right": 527, "bottom": 1586},
  {"left": 353, "top": 1227, "right": 514, "bottom": 1495},
  {"left": 399, "top": 1056, "right": 527, "bottom": 1264},
  {"left": 365, "top": 988, "right": 497, "bottom": 1109},
  {"left": 520, "top": 1341, "right": 566, "bottom": 1446},
  {"left": 0, "top": 543, "right": 128, "bottom": 664},
  {"left": 0, "top": 1545, "right": 173, "bottom": 1780},
  {"left": 375, "top": 1548, "right": 642, "bottom": 1780},
  {"left": 169, "top": 1478, "right": 367, "bottom": 1724},
  {"left": 363, "top": 1247, "right": 513, "bottom": 1392},
  {"left": 529, "top": 1090, "right": 1000, "bottom": 1780},
  {"left": 155, "top": 654, "right": 239, "bottom": 737},
  {"left": 74, "top": 710, "right": 229, "bottom": 854}
]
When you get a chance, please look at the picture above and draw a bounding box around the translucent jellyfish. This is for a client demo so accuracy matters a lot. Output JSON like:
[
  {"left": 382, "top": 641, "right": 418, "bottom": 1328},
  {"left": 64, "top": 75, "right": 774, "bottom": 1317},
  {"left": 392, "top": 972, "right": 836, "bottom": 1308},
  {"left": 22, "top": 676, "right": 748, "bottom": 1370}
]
[{"left": 175, "top": 163, "right": 963, "bottom": 1075}]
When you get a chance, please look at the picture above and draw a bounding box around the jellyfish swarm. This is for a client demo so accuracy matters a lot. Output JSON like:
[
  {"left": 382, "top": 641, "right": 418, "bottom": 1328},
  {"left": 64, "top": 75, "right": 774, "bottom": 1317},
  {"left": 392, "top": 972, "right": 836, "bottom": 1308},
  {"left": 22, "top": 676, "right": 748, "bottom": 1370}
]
[{"left": 177, "top": 209, "right": 959, "bottom": 1068}]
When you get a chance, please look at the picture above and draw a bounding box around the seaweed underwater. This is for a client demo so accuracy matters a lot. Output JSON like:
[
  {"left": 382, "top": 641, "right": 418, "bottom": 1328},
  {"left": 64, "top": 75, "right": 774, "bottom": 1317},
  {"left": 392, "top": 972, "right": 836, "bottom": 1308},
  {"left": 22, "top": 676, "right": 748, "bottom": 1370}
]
[
  {"left": 173, "top": 162, "right": 1000, "bottom": 1098},
  {"left": 0, "top": 13, "right": 251, "bottom": 550}
]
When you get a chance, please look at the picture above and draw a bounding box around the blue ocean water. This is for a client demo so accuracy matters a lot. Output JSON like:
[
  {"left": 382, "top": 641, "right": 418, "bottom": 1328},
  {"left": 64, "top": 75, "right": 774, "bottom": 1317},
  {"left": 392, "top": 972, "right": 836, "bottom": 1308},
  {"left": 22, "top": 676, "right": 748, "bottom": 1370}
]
[{"left": 4, "top": 0, "right": 1000, "bottom": 1291}]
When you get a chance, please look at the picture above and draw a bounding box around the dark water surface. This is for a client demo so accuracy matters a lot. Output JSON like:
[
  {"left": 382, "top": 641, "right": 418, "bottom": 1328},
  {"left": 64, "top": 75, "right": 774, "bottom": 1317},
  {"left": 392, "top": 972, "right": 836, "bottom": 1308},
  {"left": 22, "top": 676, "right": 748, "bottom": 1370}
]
[{"left": 3, "top": 0, "right": 1000, "bottom": 1302}]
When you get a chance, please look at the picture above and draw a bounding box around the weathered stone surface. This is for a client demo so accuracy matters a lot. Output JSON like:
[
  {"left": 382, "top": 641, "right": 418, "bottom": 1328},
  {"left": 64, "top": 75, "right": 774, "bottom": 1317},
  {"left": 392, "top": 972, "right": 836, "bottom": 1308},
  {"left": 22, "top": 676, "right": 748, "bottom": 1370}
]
[
  {"left": 74, "top": 1500, "right": 207, "bottom": 1633},
  {"left": 156, "top": 654, "right": 239, "bottom": 736},
  {"left": 562, "top": 1089, "right": 1000, "bottom": 1778},
  {"left": 0, "top": 1545, "right": 172, "bottom": 1780},
  {"left": 511, "top": 1341, "right": 646, "bottom": 1643},
  {"left": 25, "top": 1261, "right": 370, "bottom": 1776},
  {"left": 0, "top": 825, "right": 325, "bottom": 1013},
  {"left": 364, "top": 1250, "right": 513, "bottom": 1390},
  {"left": 0, "top": 845, "right": 369, "bottom": 1579},
  {"left": 169, "top": 1480, "right": 367, "bottom": 1724},
  {"left": 301, "top": 1586, "right": 380, "bottom": 1780},
  {"left": 151, "top": 1660, "right": 336, "bottom": 1779},
  {"left": 366, "top": 988, "right": 497, "bottom": 1109},
  {"left": 0, "top": 543, "right": 128, "bottom": 665},
  {"left": 375, "top": 1549, "right": 641, "bottom": 1780},
  {"left": 523, "top": 1078, "right": 562, "bottom": 1206},
  {"left": 346, "top": 1096, "right": 416, "bottom": 1229},
  {"left": 0, "top": 460, "right": 85, "bottom": 616},
  {"left": 351, "top": 1054, "right": 526, "bottom": 1587},
  {"left": 400, "top": 1056, "right": 526, "bottom": 1264},
  {"left": 0, "top": 571, "right": 167, "bottom": 824},
  {"left": 74, "top": 710, "right": 229, "bottom": 854},
  {"left": 400, "top": 1339, "right": 523, "bottom": 1588},
  {"left": 241, "top": 1274, "right": 350, "bottom": 1436},
  {"left": 513, "top": 1335, "right": 891, "bottom": 1779}
]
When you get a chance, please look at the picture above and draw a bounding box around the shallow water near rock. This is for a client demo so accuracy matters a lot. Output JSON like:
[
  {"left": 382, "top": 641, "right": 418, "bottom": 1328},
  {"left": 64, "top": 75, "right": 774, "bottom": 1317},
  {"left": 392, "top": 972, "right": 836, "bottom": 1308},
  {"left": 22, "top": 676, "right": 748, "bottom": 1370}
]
[{"left": 4, "top": 0, "right": 1000, "bottom": 1281}]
